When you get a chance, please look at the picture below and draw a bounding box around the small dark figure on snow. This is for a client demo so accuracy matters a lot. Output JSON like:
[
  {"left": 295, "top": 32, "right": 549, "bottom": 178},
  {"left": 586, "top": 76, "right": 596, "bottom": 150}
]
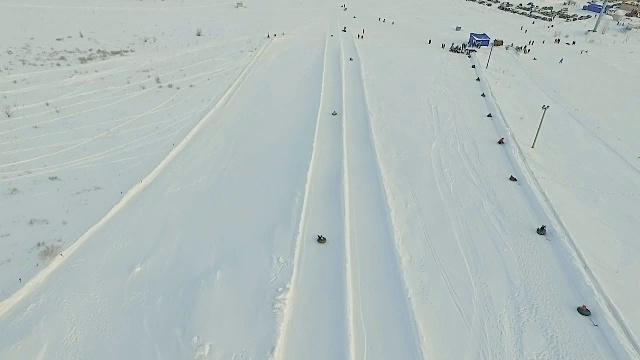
[
  {"left": 509, "top": 175, "right": 517, "bottom": 182},
  {"left": 428, "top": 39, "right": 431, "bottom": 44},
  {"left": 498, "top": 138, "right": 504, "bottom": 144},
  {"left": 357, "top": 34, "right": 360, "bottom": 39},
  {"left": 349, "top": 57, "right": 353, "bottom": 61},
  {"left": 383, "top": 19, "right": 386, "bottom": 22},
  {"left": 577, "top": 305, "right": 591, "bottom": 316},
  {"left": 332, "top": 111, "right": 338, "bottom": 115},
  {"left": 476, "top": 77, "right": 480, "bottom": 82},
  {"left": 471, "top": 64, "right": 476, "bottom": 68},
  {"left": 486, "top": 113, "right": 492, "bottom": 118},
  {"left": 481, "top": 93, "right": 486, "bottom": 97},
  {"left": 537, "top": 225, "right": 546, "bottom": 235},
  {"left": 392, "top": 21, "right": 395, "bottom": 25},
  {"left": 317, "top": 235, "right": 327, "bottom": 244}
]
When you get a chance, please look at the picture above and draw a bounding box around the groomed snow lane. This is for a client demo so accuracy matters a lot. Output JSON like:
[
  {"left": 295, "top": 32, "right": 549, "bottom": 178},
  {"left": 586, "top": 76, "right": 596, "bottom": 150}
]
[{"left": 274, "top": 27, "right": 349, "bottom": 360}]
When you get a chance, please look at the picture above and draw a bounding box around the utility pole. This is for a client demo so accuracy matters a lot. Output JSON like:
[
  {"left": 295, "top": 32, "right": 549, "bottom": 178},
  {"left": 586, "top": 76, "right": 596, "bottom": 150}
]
[
  {"left": 592, "top": 0, "right": 609, "bottom": 33},
  {"left": 531, "top": 105, "right": 550, "bottom": 149},
  {"left": 486, "top": 42, "right": 494, "bottom": 69}
]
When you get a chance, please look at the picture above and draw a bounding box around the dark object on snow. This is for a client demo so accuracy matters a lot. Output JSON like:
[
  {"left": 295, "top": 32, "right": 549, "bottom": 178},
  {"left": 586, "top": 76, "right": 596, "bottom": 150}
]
[
  {"left": 471, "top": 64, "right": 476, "bottom": 68},
  {"left": 349, "top": 57, "right": 353, "bottom": 61},
  {"left": 509, "top": 175, "right": 517, "bottom": 182},
  {"left": 577, "top": 305, "right": 591, "bottom": 316},
  {"left": 317, "top": 235, "right": 327, "bottom": 244},
  {"left": 486, "top": 113, "right": 492, "bottom": 118},
  {"left": 353, "top": 16, "right": 356, "bottom": 18},
  {"left": 498, "top": 138, "right": 504, "bottom": 144},
  {"left": 476, "top": 77, "right": 480, "bottom": 81},
  {"left": 481, "top": 93, "right": 486, "bottom": 97},
  {"left": 332, "top": 111, "right": 338, "bottom": 116},
  {"left": 537, "top": 225, "right": 547, "bottom": 235}
]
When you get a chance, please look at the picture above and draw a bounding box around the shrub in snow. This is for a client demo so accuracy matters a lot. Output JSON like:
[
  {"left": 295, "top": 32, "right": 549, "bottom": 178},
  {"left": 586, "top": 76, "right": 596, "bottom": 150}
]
[
  {"left": 39, "top": 244, "right": 60, "bottom": 260},
  {"left": 3, "top": 105, "right": 14, "bottom": 118}
]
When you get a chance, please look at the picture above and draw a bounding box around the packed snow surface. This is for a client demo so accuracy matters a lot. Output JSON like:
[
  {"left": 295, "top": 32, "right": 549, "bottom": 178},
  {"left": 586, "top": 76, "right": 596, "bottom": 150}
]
[{"left": 1, "top": 0, "right": 639, "bottom": 359}]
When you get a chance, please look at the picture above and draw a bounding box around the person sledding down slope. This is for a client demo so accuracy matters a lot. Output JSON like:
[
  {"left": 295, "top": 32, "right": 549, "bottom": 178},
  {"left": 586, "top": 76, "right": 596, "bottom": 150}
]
[
  {"left": 498, "top": 138, "right": 504, "bottom": 144},
  {"left": 536, "top": 225, "right": 546, "bottom": 235},
  {"left": 509, "top": 175, "right": 517, "bottom": 182},
  {"left": 577, "top": 304, "right": 591, "bottom": 316}
]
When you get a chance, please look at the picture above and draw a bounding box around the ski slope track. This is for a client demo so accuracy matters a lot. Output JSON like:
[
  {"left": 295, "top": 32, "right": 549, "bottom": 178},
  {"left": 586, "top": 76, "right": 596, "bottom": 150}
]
[
  {"left": 1, "top": 0, "right": 639, "bottom": 357},
  {"left": 471, "top": 54, "right": 640, "bottom": 359},
  {"left": 0, "top": 40, "right": 271, "bottom": 319},
  {"left": 273, "top": 27, "right": 350, "bottom": 360},
  {"left": 340, "top": 32, "right": 423, "bottom": 360}
]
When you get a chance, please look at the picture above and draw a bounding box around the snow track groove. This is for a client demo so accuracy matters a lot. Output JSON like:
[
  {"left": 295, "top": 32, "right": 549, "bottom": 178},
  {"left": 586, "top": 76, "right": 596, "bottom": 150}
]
[
  {"left": 340, "top": 33, "right": 423, "bottom": 360},
  {"left": 273, "top": 28, "right": 349, "bottom": 360},
  {"left": 0, "top": 40, "right": 271, "bottom": 319}
]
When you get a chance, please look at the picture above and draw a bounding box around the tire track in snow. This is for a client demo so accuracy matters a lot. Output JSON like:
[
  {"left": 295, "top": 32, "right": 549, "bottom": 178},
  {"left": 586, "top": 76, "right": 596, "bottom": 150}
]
[
  {"left": 0, "top": 53, "right": 256, "bottom": 181},
  {"left": 0, "top": 40, "right": 271, "bottom": 319},
  {"left": 273, "top": 27, "right": 349, "bottom": 360},
  {"left": 341, "top": 33, "right": 423, "bottom": 360}
]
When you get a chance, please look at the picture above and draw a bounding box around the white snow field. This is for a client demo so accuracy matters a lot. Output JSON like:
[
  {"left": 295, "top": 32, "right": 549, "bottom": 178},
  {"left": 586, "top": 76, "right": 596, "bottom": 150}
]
[{"left": 1, "top": 0, "right": 639, "bottom": 358}]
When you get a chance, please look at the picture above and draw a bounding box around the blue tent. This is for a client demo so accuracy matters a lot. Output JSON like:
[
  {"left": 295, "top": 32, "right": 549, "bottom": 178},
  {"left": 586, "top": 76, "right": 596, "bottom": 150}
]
[{"left": 469, "top": 33, "right": 491, "bottom": 47}]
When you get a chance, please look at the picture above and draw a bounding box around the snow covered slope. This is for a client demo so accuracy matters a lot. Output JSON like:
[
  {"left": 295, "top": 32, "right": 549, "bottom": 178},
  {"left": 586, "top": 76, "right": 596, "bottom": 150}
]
[{"left": 1, "top": 0, "right": 639, "bottom": 359}]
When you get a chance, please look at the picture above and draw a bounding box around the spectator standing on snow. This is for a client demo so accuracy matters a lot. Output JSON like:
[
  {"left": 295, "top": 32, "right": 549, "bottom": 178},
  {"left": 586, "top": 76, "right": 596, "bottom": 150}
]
[{"left": 559, "top": 58, "right": 564, "bottom": 64}]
